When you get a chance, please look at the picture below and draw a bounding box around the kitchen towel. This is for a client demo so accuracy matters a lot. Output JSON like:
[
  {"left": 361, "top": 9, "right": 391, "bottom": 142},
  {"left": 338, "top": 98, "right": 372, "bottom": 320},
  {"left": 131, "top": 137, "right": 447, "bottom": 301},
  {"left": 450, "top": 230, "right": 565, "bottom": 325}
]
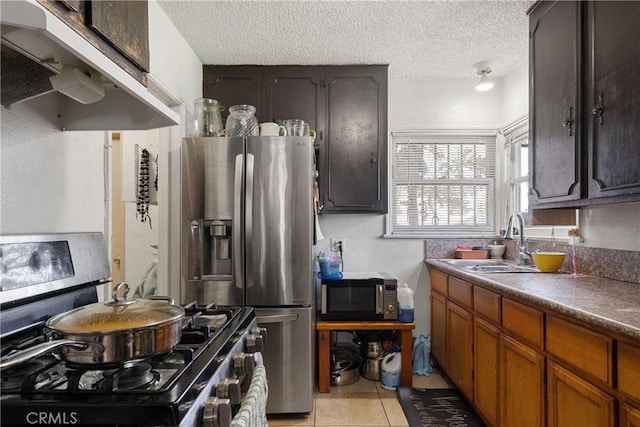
[
  {"left": 231, "top": 364, "right": 269, "bottom": 427},
  {"left": 412, "top": 335, "right": 433, "bottom": 376}
]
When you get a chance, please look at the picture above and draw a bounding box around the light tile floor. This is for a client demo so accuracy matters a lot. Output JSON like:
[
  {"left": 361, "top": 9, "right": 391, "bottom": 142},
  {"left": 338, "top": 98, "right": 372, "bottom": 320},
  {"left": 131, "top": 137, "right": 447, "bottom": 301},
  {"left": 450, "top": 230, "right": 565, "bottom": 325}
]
[{"left": 267, "top": 372, "right": 454, "bottom": 427}]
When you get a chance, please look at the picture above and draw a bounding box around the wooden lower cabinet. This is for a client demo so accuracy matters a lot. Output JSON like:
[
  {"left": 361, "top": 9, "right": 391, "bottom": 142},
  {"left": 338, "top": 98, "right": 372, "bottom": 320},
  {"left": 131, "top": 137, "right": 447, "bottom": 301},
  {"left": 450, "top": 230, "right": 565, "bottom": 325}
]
[
  {"left": 500, "top": 334, "right": 545, "bottom": 427},
  {"left": 429, "top": 267, "right": 634, "bottom": 427},
  {"left": 446, "top": 301, "right": 473, "bottom": 401},
  {"left": 474, "top": 317, "right": 499, "bottom": 426},
  {"left": 618, "top": 343, "right": 640, "bottom": 402},
  {"left": 621, "top": 403, "right": 640, "bottom": 427},
  {"left": 430, "top": 291, "right": 447, "bottom": 369},
  {"left": 547, "top": 361, "right": 615, "bottom": 427}
]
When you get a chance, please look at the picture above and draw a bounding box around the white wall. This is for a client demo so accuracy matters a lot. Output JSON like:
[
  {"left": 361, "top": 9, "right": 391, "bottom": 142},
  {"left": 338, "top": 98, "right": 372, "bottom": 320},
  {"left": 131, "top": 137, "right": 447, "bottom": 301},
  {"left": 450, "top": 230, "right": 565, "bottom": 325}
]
[
  {"left": 390, "top": 77, "right": 505, "bottom": 129},
  {"left": 580, "top": 203, "right": 640, "bottom": 251},
  {"left": 148, "top": 0, "right": 202, "bottom": 107},
  {"left": 0, "top": 94, "right": 106, "bottom": 234},
  {"left": 501, "top": 60, "right": 529, "bottom": 124}
]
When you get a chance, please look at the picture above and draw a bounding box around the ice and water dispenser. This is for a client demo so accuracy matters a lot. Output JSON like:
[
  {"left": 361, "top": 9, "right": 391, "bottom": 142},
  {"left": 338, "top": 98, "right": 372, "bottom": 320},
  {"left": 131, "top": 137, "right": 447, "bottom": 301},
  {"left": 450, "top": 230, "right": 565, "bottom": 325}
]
[{"left": 189, "top": 219, "right": 233, "bottom": 280}]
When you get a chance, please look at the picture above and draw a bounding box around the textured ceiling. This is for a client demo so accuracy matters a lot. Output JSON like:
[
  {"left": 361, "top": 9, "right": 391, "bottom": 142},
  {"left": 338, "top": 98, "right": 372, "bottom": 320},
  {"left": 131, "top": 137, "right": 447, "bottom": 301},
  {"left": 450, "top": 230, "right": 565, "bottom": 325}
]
[{"left": 158, "top": 0, "right": 533, "bottom": 80}]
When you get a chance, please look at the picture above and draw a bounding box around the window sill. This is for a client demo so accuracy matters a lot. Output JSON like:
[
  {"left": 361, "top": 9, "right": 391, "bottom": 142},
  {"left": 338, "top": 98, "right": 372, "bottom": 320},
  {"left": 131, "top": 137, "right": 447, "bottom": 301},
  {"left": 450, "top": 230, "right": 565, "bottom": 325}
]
[{"left": 383, "top": 233, "right": 503, "bottom": 240}]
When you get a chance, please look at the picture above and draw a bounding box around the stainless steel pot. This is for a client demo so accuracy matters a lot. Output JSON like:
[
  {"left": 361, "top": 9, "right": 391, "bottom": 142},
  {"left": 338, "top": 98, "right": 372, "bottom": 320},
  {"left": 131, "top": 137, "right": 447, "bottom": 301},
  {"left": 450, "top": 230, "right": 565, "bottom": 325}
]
[
  {"left": 0, "top": 283, "right": 185, "bottom": 369},
  {"left": 366, "top": 341, "right": 384, "bottom": 358},
  {"left": 331, "top": 359, "right": 360, "bottom": 386},
  {"left": 362, "top": 356, "right": 384, "bottom": 381}
]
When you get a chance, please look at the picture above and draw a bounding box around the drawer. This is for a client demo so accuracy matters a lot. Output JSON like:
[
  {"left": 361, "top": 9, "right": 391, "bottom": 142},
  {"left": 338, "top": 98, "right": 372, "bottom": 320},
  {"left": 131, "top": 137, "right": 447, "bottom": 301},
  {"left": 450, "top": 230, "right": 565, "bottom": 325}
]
[
  {"left": 618, "top": 343, "right": 640, "bottom": 401},
  {"left": 430, "top": 268, "right": 448, "bottom": 295},
  {"left": 502, "top": 298, "right": 544, "bottom": 349},
  {"left": 448, "top": 276, "right": 472, "bottom": 309},
  {"left": 546, "top": 315, "right": 613, "bottom": 387},
  {"left": 474, "top": 286, "right": 501, "bottom": 326}
]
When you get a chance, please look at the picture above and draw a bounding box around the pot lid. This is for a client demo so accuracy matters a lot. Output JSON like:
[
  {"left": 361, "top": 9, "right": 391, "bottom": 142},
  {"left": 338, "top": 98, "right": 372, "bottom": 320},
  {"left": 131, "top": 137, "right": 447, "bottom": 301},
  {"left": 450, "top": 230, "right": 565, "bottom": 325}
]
[{"left": 47, "top": 282, "right": 184, "bottom": 333}]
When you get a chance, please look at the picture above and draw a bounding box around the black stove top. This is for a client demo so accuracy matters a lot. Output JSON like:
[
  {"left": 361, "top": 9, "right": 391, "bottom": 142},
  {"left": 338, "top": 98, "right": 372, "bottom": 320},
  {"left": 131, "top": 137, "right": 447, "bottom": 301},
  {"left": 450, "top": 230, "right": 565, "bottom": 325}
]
[
  {"left": 0, "top": 304, "right": 256, "bottom": 426},
  {"left": 0, "top": 233, "right": 261, "bottom": 426}
]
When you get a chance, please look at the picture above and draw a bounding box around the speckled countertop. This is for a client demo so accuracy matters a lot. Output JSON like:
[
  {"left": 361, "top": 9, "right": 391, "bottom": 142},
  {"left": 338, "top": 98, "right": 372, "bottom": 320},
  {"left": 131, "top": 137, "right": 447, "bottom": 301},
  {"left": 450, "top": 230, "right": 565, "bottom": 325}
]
[{"left": 425, "top": 259, "right": 640, "bottom": 343}]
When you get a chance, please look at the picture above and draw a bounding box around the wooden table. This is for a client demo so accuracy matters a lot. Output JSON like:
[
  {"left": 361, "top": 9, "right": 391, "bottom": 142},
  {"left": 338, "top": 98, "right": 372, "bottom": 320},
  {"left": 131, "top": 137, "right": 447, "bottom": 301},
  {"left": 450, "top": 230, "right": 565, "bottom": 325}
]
[{"left": 316, "top": 320, "right": 415, "bottom": 393}]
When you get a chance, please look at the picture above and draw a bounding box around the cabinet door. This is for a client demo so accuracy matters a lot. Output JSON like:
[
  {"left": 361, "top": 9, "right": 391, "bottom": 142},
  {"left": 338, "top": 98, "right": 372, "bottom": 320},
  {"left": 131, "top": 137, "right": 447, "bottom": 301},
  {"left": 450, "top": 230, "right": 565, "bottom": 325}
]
[
  {"left": 322, "top": 66, "right": 388, "bottom": 213},
  {"left": 86, "top": 1, "right": 150, "bottom": 72},
  {"left": 587, "top": 1, "right": 640, "bottom": 199},
  {"left": 547, "top": 361, "right": 615, "bottom": 427},
  {"left": 446, "top": 301, "right": 473, "bottom": 400},
  {"left": 430, "top": 291, "right": 447, "bottom": 370},
  {"left": 36, "top": 1, "right": 146, "bottom": 83},
  {"left": 264, "top": 67, "right": 325, "bottom": 140},
  {"left": 203, "top": 66, "right": 264, "bottom": 122},
  {"left": 474, "top": 317, "right": 499, "bottom": 427},
  {"left": 500, "top": 335, "right": 545, "bottom": 427},
  {"left": 621, "top": 403, "right": 640, "bottom": 427},
  {"left": 529, "top": 1, "right": 582, "bottom": 207}
]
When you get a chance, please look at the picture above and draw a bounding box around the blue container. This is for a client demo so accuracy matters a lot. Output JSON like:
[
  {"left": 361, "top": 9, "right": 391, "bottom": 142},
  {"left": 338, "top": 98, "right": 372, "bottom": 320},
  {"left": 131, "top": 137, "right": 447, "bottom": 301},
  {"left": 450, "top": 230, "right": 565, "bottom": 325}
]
[
  {"left": 319, "top": 256, "right": 343, "bottom": 279},
  {"left": 398, "top": 308, "right": 414, "bottom": 323}
]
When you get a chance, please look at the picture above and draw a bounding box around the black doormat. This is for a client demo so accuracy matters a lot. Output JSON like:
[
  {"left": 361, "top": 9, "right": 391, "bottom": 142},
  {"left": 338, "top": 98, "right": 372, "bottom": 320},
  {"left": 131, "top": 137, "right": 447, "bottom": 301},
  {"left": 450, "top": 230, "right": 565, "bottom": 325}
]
[{"left": 396, "top": 387, "right": 487, "bottom": 427}]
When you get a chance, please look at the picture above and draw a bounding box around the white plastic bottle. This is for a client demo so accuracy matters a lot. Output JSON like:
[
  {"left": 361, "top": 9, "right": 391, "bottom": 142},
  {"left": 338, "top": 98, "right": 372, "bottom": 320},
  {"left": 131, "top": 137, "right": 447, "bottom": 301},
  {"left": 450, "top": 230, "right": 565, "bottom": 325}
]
[{"left": 397, "top": 283, "right": 414, "bottom": 323}]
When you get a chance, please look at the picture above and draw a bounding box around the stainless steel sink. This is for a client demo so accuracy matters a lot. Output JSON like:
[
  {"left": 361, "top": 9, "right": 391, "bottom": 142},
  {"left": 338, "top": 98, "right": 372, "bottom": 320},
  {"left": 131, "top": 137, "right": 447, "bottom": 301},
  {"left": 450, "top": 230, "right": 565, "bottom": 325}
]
[
  {"left": 441, "top": 259, "right": 540, "bottom": 273},
  {"left": 442, "top": 259, "right": 512, "bottom": 266}
]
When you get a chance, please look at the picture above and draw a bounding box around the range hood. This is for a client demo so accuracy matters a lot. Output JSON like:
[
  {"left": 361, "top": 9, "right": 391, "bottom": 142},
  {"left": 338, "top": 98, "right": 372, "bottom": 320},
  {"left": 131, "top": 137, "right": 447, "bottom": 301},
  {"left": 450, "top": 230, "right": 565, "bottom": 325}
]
[{"left": 1, "top": 0, "right": 180, "bottom": 131}]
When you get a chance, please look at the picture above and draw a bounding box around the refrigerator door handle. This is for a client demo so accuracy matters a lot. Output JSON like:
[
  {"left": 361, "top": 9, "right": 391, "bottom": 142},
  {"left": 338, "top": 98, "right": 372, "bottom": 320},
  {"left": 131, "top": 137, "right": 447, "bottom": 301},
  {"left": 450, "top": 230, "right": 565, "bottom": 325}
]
[
  {"left": 376, "top": 284, "right": 384, "bottom": 314},
  {"left": 256, "top": 313, "right": 298, "bottom": 324},
  {"left": 233, "top": 154, "right": 243, "bottom": 289},
  {"left": 245, "top": 153, "right": 255, "bottom": 288}
]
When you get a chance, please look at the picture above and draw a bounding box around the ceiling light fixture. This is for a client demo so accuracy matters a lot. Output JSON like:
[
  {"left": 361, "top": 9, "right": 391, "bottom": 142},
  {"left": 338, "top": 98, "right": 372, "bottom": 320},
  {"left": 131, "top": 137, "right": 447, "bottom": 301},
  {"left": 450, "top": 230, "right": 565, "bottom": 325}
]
[{"left": 473, "top": 61, "right": 494, "bottom": 92}]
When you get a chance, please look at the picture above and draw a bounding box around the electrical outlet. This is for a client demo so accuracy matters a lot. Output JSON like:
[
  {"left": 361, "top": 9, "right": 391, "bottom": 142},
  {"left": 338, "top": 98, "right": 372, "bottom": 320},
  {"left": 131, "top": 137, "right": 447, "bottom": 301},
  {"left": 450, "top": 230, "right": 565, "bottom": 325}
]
[{"left": 330, "top": 238, "right": 345, "bottom": 252}]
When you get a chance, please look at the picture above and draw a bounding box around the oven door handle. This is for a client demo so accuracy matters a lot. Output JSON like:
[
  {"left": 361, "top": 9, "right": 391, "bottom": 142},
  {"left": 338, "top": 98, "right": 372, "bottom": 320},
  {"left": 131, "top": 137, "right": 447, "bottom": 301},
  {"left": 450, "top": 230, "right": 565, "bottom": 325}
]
[
  {"left": 376, "top": 284, "right": 384, "bottom": 314},
  {"left": 0, "top": 340, "right": 104, "bottom": 370},
  {"left": 256, "top": 314, "right": 298, "bottom": 324}
]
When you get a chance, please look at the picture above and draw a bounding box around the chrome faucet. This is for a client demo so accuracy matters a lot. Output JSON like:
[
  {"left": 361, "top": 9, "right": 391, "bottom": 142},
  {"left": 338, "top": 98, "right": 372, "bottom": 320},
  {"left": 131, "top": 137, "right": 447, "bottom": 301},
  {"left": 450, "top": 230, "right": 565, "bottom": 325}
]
[{"left": 503, "top": 212, "right": 532, "bottom": 265}]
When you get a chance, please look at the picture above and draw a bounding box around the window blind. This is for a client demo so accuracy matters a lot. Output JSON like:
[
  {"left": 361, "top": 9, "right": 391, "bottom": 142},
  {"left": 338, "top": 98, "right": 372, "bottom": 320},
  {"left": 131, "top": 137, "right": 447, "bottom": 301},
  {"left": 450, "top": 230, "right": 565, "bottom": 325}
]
[{"left": 390, "top": 132, "right": 496, "bottom": 236}]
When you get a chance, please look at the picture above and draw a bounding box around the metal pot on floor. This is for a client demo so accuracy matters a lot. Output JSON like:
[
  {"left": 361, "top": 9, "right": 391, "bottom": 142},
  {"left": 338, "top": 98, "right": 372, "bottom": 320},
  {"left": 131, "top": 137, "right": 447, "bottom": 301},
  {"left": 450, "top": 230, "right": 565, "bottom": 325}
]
[
  {"left": 331, "top": 346, "right": 360, "bottom": 386},
  {"left": 362, "top": 355, "right": 385, "bottom": 381}
]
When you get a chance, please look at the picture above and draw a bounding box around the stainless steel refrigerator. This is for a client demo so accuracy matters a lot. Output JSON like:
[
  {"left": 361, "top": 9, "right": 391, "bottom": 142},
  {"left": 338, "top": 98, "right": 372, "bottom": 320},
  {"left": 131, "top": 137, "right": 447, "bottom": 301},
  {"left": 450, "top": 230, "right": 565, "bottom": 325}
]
[{"left": 181, "top": 136, "right": 314, "bottom": 414}]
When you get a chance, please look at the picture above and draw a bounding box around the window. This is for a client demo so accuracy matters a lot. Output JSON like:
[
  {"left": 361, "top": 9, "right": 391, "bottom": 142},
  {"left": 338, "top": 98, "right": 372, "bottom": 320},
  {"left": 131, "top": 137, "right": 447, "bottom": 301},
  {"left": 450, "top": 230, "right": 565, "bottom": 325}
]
[
  {"left": 502, "top": 117, "right": 530, "bottom": 224},
  {"left": 501, "top": 116, "right": 576, "bottom": 237},
  {"left": 389, "top": 131, "right": 497, "bottom": 237}
]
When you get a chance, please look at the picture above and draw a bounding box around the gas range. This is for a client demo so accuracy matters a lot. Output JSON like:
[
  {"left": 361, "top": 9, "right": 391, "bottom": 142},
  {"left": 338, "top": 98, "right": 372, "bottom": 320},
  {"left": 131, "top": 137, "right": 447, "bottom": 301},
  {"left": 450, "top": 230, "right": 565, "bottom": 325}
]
[{"left": 0, "top": 233, "right": 264, "bottom": 427}]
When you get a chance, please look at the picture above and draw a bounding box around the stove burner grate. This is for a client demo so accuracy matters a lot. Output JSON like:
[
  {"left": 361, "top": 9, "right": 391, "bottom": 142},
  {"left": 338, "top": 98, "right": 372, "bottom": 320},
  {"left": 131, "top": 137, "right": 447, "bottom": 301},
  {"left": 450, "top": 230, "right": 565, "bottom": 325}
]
[{"left": 100, "top": 362, "right": 159, "bottom": 391}]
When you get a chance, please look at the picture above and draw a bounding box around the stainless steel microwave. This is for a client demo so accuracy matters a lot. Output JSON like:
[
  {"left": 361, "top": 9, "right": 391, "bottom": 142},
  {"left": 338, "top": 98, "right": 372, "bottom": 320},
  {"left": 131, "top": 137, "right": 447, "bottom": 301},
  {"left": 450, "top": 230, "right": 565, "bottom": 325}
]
[{"left": 320, "top": 272, "right": 397, "bottom": 321}]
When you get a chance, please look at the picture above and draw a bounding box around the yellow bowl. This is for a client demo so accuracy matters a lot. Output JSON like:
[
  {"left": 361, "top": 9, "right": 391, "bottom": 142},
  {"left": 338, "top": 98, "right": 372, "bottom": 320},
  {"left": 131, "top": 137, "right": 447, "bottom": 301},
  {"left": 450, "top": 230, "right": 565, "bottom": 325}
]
[{"left": 532, "top": 252, "right": 566, "bottom": 273}]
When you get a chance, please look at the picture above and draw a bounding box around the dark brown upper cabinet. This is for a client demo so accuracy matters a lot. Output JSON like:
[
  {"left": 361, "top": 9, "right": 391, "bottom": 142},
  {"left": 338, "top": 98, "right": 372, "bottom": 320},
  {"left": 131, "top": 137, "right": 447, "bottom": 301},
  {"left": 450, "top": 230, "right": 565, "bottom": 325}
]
[
  {"left": 86, "top": 1, "right": 150, "bottom": 72},
  {"left": 202, "top": 65, "right": 389, "bottom": 214},
  {"left": 202, "top": 66, "right": 263, "bottom": 122},
  {"left": 529, "top": 1, "right": 582, "bottom": 207},
  {"left": 322, "top": 66, "right": 388, "bottom": 213},
  {"left": 586, "top": 1, "right": 640, "bottom": 200},
  {"left": 37, "top": 0, "right": 149, "bottom": 84},
  {"left": 528, "top": 1, "right": 640, "bottom": 209},
  {"left": 264, "top": 68, "right": 325, "bottom": 143}
]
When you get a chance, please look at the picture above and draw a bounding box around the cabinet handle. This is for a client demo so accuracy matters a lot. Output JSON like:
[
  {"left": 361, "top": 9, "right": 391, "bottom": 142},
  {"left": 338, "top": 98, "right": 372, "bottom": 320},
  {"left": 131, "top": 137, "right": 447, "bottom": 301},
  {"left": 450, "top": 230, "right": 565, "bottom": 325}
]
[
  {"left": 592, "top": 94, "right": 604, "bottom": 126},
  {"left": 561, "top": 107, "right": 573, "bottom": 137},
  {"left": 370, "top": 152, "right": 377, "bottom": 168}
]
